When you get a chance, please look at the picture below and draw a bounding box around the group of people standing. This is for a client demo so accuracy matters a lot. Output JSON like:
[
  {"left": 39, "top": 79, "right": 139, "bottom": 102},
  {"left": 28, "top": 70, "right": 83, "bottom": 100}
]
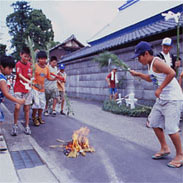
[
  {"left": 130, "top": 39, "right": 183, "bottom": 168},
  {"left": 106, "top": 37, "right": 182, "bottom": 100},
  {"left": 1, "top": 37, "right": 183, "bottom": 168},
  {"left": 106, "top": 37, "right": 183, "bottom": 168},
  {"left": 0, "top": 47, "right": 67, "bottom": 143}
]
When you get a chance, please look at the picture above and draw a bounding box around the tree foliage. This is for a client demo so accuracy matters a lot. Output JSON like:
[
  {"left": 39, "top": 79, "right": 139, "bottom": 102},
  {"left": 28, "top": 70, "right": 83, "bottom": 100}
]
[
  {"left": 6, "top": 1, "right": 54, "bottom": 60},
  {"left": 6, "top": 1, "right": 31, "bottom": 59},
  {"left": 26, "top": 9, "right": 54, "bottom": 49},
  {"left": 0, "top": 44, "right": 7, "bottom": 56}
]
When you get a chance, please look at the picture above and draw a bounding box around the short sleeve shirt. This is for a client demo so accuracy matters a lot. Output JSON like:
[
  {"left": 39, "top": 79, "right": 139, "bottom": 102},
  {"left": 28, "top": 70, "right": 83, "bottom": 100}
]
[
  {"left": 0, "top": 73, "right": 7, "bottom": 103},
  {"left": 57, "top": 71, "right": 66, "bottom": 92},
  {"left": 14, "top": 61, "right": 32, "bottom": 93},
  {"left": 32, "top": 64, "right": 50, "bottom": 92},
  {"left": 161, "top": 52, "right": 172, "bottom": 67},
  {"left": 45, "top": 65, "right": 58, "bottom": 90}
]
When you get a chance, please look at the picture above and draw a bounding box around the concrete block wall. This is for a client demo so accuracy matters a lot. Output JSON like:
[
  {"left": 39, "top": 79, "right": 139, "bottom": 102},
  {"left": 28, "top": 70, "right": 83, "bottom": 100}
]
[
  {"left": 64, "top": 36, "right": 183, "bottom": 105},
  {"left": 65, "top": 58, "right": 110, "bottom": 101}
]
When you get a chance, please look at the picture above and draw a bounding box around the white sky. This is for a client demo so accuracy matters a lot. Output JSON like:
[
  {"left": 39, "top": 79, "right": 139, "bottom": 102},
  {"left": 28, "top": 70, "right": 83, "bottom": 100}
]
[
  {"left": 0, "top": 0, "right": 123, "bottom": 53},
  {"left": 89, "top": 0, "right": 183, "bottom": 42},
  {"left": 0, "top": 0, "right": 182, "bottom": 54}
]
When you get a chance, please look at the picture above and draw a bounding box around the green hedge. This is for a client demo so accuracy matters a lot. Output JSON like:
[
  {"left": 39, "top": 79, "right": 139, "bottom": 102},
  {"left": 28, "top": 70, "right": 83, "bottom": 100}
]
[{"left": 103, "top": 99, "right": 152, "bottom": 117}]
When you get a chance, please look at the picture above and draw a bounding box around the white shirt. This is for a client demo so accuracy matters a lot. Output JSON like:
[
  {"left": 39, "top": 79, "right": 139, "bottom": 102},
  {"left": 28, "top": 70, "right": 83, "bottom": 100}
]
[
  {"left": 45, "top": 65, "right": 58, "bottom": 90},
  {"left": 148, "top": 57, "right": 183, "bottom": 100},
  {"left": 161, "top": 51, "right": 172, "bottom": 67}
]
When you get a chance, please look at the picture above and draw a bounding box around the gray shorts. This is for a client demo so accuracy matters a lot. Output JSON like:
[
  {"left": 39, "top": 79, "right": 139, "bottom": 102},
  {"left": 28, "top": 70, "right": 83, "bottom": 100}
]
[
  {"left": 148, "top": 99, "right": 181, "bottom": 134},
  {"left": 14, "top": 92, "right": 32, "bottom": 105},
  {"left": 32, "top": 89, "right": 46, "bottom": 109},
  {"left": 45, "top": 88, "right": 59, "bottom": 102}
]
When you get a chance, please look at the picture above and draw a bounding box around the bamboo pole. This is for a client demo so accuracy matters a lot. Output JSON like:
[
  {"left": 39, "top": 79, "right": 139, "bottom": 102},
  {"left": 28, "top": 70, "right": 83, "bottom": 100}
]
[
  {"left": 176, "top": 21, "right": 180, "bottom": 77},
  {"left": 26, "top": 36, "right": 36, "bottom": 79}
]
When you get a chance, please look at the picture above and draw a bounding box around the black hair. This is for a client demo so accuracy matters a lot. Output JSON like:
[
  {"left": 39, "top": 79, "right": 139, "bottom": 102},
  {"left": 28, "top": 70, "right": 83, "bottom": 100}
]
[
  {"left": 140, "top": 49, "right": 154, "bottom": 56},
  {"left": 37, "top": 51, "right": 47, "bottom": 59},
  {"left": 21, "top": 46, "right": 30, "bottom": 55},
  {"left": 0, "top": 55, "right": 15, "bottom": 68},
  {"left": 50, "top": 56, "right": 57, "bottom": 62}
]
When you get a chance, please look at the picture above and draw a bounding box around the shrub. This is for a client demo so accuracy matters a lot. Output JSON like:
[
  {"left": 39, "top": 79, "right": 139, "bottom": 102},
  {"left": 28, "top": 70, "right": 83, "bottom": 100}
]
[{"left": 103, "top": 99, "right": 152, "bottom": 117}]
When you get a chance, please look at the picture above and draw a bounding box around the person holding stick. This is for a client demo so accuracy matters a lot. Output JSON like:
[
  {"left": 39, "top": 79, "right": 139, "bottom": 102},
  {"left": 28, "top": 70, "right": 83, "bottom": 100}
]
[
  {"left": 44, "top": 56, "right": 59, "bottom": 116},
  {"left": 157, "top": 37, "right": 181, "bottom": 72},
  {"left": 57, "top": 63, "right": 66, "bottom": 115},
  {"left": 0, "top": 55, "right": 25, "bottom": 150},
  {"left": 130, "top": 41, "right": 183, "bottom": 168},
  {"left": 146, "top": 37, "right": 181, "bottom": 128},
  {"left": 12, "top": 47, "right": 32, "bottom": 136},
  {"left": 31, "top": 51, "right": 56, "bottom": 126}
]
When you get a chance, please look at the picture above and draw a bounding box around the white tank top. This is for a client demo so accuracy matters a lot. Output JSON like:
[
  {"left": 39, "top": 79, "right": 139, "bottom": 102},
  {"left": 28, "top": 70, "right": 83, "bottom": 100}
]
[{"left": 148, "top": 57, "right": 183, "bottom": 100}]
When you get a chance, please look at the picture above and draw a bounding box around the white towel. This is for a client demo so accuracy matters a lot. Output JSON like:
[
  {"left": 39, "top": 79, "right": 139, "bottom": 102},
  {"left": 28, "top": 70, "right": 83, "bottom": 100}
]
[{"left": 111, "top": 71, "right": 119, "bottom": 84}]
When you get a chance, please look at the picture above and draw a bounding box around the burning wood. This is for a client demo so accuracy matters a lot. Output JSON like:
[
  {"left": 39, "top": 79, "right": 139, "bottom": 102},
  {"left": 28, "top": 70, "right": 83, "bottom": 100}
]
[{"left": 50, "top": 127, "right": 95, "bottom": 158}]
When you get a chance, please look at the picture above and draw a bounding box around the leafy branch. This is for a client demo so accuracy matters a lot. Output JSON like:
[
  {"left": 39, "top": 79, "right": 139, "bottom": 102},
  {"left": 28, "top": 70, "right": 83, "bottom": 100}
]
[
  {"left": 26, "top": 36, "right": 36, "bottom": 78},
  {"left": 93, "top": 51, "right": 130, "bottom": 71},
  {"left": 46, "top": 40, "right": 52, "bottom": 59}
]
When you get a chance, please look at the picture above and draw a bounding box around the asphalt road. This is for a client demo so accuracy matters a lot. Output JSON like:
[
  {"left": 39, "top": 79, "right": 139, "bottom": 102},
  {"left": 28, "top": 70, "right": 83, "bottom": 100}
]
[{"left": 5, "top": 99, "right": 183, "bottom": 183}]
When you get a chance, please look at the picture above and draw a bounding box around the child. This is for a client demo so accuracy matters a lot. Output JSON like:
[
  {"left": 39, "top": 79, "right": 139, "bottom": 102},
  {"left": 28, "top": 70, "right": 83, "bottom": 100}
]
[
  {"left": 12, "top": 47, "right": 32, "bottom": 136},
  {"left": 0, "top": 55, "right": 25, "bottom": 150},
  {"left": 157, "top": 37, "right": 181, "bottom": 72},
  {"left": 57, "top": 63, "right": 66, "bottom": 115},
  {"left": 130, "top": 41, "right": 183, "bottom": 168},
  {"left": 44, "top": 56, "right": 59, "bottom": 116},
  {"left": 31, "top": 51, "right": 56, "bottom": 126},
  {"left": 146, "top": 37, "right": 181, "bottom": 128},
  {"left": 105, "top": 66, "right": 118, "bottom": 100}
]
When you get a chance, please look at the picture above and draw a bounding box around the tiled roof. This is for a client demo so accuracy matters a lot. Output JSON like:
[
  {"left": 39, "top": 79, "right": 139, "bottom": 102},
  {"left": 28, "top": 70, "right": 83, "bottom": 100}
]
[
  {"left": 60, "top": 5, "right": 183, "bottom": 63},
  {"left": 50, "top": 34, "right": 84, "bottom": 52}
]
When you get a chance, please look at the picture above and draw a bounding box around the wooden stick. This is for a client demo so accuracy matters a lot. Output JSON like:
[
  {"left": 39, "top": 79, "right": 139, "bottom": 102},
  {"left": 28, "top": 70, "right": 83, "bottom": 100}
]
[
  {"left": 56, "top": 139, "right": 65, "bottom": 143},
  {"left": 49, "top": 145, "right": 65, "bottom": 148}
]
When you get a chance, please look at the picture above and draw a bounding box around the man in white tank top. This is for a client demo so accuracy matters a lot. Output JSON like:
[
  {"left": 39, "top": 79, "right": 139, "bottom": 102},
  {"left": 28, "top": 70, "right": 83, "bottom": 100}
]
[{"left": 130, "top": 41, "right": 183, "bottom": 168}]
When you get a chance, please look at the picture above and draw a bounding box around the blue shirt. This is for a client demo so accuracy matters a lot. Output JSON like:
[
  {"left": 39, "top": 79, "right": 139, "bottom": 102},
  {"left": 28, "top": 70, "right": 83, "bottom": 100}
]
[{"left": 0, "top": 73, "right": 7, "bottom": 103}]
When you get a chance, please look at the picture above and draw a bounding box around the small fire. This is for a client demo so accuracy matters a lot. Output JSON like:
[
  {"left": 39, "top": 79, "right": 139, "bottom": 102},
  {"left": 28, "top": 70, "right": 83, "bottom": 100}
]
[{"left": 50, "top": 127, "right": 95, "bottom": 158}]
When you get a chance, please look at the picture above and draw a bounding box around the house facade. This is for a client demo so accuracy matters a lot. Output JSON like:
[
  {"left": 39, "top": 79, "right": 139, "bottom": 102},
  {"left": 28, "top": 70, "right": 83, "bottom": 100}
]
[
  {"left": 59, "top": 1, "right": 183, "bottom": 105},
  {"left": 49, "top": 34, "right": 84, "bottom": 60}
]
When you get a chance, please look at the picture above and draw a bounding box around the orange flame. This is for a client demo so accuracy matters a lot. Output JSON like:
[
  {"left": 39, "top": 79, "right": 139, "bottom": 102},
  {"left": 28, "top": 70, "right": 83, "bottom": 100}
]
[{"left": 65, "top": 127, "right": 95, "bottom": 158}]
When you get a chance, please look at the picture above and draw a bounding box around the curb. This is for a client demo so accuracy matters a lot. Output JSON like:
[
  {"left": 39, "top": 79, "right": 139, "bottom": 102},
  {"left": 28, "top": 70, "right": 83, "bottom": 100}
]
[
  {"left": 1, "top": 103, "right": 60, "bottom": 183},
  {"left": 0, "top": 135, "right": 19, "bottom": 183}
]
